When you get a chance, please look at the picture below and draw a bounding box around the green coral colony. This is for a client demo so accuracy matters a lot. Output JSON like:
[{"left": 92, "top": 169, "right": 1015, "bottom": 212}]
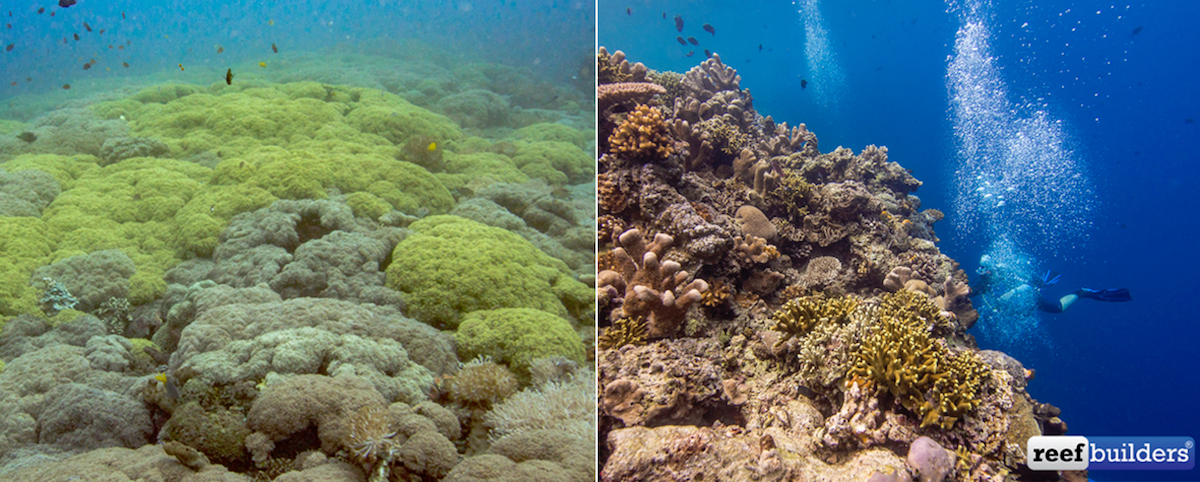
[{"left": 0, "top": 45, "right": 596, "bottom": 480}]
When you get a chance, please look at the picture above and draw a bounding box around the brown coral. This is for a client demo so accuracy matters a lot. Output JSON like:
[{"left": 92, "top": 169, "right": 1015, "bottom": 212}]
[
  {"left": 733, "top": 235, "right": 779, "bottom": 264},
  {"left": 598, "top": 228, "right": 709, "bottom": 338},
  {"left": 448, "top": 357, "right": 519, "bottom": 407},
  {"left": 597, "top": 82, "right": 665, "bottom": 114},
  {"left": 609, "top": 104, "right": 674, "bottom": 161},
  {"left": 598, "top": 172, "right": 627, "bottom": 213}
]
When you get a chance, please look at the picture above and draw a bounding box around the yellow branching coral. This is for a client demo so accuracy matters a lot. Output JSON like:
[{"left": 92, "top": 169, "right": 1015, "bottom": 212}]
[
  {"left": 849, "top": 291, "right": 991, "bottom": 429},
  {"left": 598, "top": 316, "right": 648, "bottom": 350},
  {"left": 609, "top": 105, "right": 673, "bottom": 161},
  {"left": 770, "top": 293, "right": 858, "bottom": 347},
  {"left": 701, "top": 280, "right": 732, "bottom": 307}
]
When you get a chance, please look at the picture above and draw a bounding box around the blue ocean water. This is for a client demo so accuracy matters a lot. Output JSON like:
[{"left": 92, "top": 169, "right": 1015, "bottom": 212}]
[
  {"left": 1, "top": 0, "right": 593, "bottom": 108},
  {"left": 603, "top": 1, "right": 1199, "bottom": 480}
]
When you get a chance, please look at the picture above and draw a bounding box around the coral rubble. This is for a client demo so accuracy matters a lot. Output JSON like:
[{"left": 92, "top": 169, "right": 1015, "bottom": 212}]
[{"left": 597, "top": 48, "right": 1071, "bottom": 482}]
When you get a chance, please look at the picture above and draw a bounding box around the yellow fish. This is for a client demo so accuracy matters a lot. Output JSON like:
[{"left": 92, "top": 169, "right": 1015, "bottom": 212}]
[
  {"left": 427, "top": 142, "right": 437, "bottom": 152},
  {"left": 258, "top": 61, "right": 266, "bottom": 67},
  {"left": 154, "top": 373, "right": 167, "bottom": 383},
  {"left": 178, "top": 63, "right": 184, "bottom": 71}
]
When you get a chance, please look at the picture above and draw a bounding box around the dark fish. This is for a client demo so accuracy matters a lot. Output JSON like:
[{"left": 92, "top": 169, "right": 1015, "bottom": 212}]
[
  {"left": 122, "top": 62, "right": 129, "bottom": 68},
  {"left": 685, "top": 50, "right": 694, "bottom": 57},
  {"left": 1186, "top": 118, "right": 1195, "bottom": 124},
  {"left": 626, "top": 7, "right": 631, "bottom": 15},
  {"left": 758, "top": 43, "right": 762, "bottom": 52},
  {"left": 38, "top": 8, "right": 45, "bottom": 14},
  {"left": 51, "top": 11, "right": 55, "bottom": 16},
  {"left": 99, "top": 29, "right": 105, "bottom": 34},
  {"left": 59, "top": 0, "right": 76, "bottom": 7},
  {"left": 225, "top": 68, "right": 233, "bottom": 85},
  {"left": 801, "top": 79, "right": 808, "bottom": 89},
  {"left": 84, "top": 21, "right": 91, "bottom": 32},
  {"left": 122, "top": 12, "right": 126, "bottom": 20},
  {"left": 25, "top": 77, "right": 30, "bottom": 81},
  {"left": 674, "top": 15, "right": 683, "bottom": 32},
  {"left": 1130, "top": 26, "right": 1142, "bottom": 36},
  {"left": 217, "top": 46, "right": 224, "bottom": 53},
  {"left": 73, "top": 33, "right": 79, "bottom": 41},
  {"left": 704, "top": 49, "right": 712, "bottom": 58},
  {"left": 662, "top": 12, "right": 666, "bottom": 19},
  {"left": 118, "top": 45, "right": 124, "bottom": 50},
  {"left": 62, "top": 84, "right": 70, "bottom": 89},
  {"left": 271, "top": 42, "right": 278, "bottom": 53},
  {"left": 4, "top": 43, "right": 11, "bottom": 52},
  {"left": 770, "top": 159, "right": 785, "bottom": 178},
  {"left": 676, "top": 36, "right": 686, "bottom": 45},
  {"left": 5, "top": 24, "right": 9, "bottom": 29},
  {"left": 687, "top": 36, "right": 698, "bottom": 45},
  {"left": 703, "top": 23, "right": 714, "bottom": 36},
  {"left": 82, "top": 62, "right": 91, "bottom": 70}
]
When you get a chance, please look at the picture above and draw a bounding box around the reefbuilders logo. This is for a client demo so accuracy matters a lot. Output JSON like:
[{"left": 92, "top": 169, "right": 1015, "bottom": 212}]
[{"left": 1027, "top": 435, "right": 1195, "bottom": 471}]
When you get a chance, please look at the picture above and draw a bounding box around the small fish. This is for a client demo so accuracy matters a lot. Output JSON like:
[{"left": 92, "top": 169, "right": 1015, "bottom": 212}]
[
  {"left": 59, "top": 0, "right": 76, "bottom": 7},
  {"left": 122, "top": 12, "right": 126, "bottom": 20},
  {"left": 178, "top": 63, "right": 184, "bottom": 71},
  {"left": 122, "top": 62, "right": 129, "bottom": 68},
  {"left": 685, "top": 50, "right": 694, "bottom": 57},
  {"left": 268, "top": 19, "right": 275, "bottom": 26},
  {"left": 770, "top": 159, "right": 785, "bottom": 178},
  {"left": 271, "top": 42, "right": 278, "bottom": 53},
  {"left": 676, "top": 36, "right": 686, "bottom": 45},
  {"left": 4, "top": 44, "right": 11, "bottom": 52},
  {"left": 626, "top": 7, "right": 631, "bottom": 15},
  {"left": 73, "top": 33, "right": 80, "bottom": 41},
  {"left": 62, "top": 38, "right": 67, "bottom": 44},
  {"left": 1186, "top": 118, "right": 1195, "bottom": 124},
  {"left": 703, "top": 23, "right": 715, "bottom": 36},
  {"left": 258, "top": 61, "right": 266, "bottom": 67},
  {"left": 5, "top": 24, "right": 9, "bottom": 29},
  {"left": 82, "top": 62, "right": 91, "bottom": 70},
  {"left": 225, "top": 68, "right": 233, "bottom": 85},
  {"left": 108, "top": 44, "right": 113, "bottom": 49},
  {"left": 38, "top": 7, "right": 45, "bottom": 14},
  {"left": 704, "top": 49, "right": 712, "bottom": 58},
  {"left": 118, "top": 45, "right": 124, "bottom": 50},
  {"left": 51, "top": 11, "right": 55, "bottom": 17},
  {"left": 9, "top": 81, "right": 15, "bottom": 86},
  {"left": 217, "top": 45, "right": 224, "bottom": 53},
  {"left": 758, "top": 43, "right": 763, "bottom": 52},
  {"left": 674, "top": 15, "right": 683, "bottom": 32},
  {"left": 1130, "top": 26, "right": 1143, "bottom": 36},
  {"left": 427, "top": 142, "right": 437, "bottom": 151},
  {"left": 126, "top": 40, "right": 131, "bottom": 45},
  {"left": 99, "top": 29, "right": 105, "bottom": 34},
  {"left": 662, "top": 12, "right": 666, "bottom": 19},
  {"left": 62, "top": 84, "right": 70, "bottom": 89},
  {"left": 687, "top": 36, "right": 698, "bottom": 45},
  {"left": 801, "top": 79, "right": 808, "bottom": 89},
  {"left": 25, "top": 77, "right": 30, "bottom": 81},
  {"left": 84, "top": 21, "right": 91, "bottom": 32}
]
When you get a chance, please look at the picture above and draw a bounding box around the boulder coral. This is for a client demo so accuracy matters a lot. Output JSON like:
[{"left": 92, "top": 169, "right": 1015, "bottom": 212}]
[
  {"left": 455, "top": 308, "right": 586, "bottom": 379},
  {"left": 386, "top": 215, "right": 592, "bottom": 329}
]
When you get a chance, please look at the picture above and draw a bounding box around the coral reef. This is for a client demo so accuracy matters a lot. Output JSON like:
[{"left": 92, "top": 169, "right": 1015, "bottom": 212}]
[
  {"left": 597, "top": 47, "right": 1071, "bottom": 481},
  {"left": 1, "top": 41, "right": 595, "bottom": 479}
]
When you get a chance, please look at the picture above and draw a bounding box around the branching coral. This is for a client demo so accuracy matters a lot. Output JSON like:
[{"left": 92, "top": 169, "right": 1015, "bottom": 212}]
[
  {"left": 598, "top": 228, "right": 709, "bottom": 338},
  {"left": 733, "top": 235, "right": 779, "bottom": 264},
  {"left": 609, "top": 105, "right": 673, "bottom": 161},
  {"left": 598, "top": 316, "right": 648, "bottom": 351},
  {"left": 598, "top": 47, "right": 648, "bottom": 85},
  {"left": 770, "top": 293, "right": 858, "bottom": 347},
  {"left": 849, "top": 292, "right": 991, "bottom": 429}
]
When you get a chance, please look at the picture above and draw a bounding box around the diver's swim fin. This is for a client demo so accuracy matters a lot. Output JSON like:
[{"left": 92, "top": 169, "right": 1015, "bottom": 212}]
[{"left": 1077, "top": 288, "right": 1132, "bottom": 302}]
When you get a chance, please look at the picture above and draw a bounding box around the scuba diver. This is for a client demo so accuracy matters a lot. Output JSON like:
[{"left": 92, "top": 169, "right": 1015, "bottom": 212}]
[{"left": 971, "top": 260, "right": 1131, "bottom": 314}]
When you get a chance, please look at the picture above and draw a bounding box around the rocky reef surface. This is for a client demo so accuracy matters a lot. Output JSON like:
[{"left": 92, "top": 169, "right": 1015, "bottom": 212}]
[
  {"left": 0, "top": 46, "right": 595, "bottom": 482},
  {"left": 596, "top": 47, "right": 1079, "bottom": 482}
]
